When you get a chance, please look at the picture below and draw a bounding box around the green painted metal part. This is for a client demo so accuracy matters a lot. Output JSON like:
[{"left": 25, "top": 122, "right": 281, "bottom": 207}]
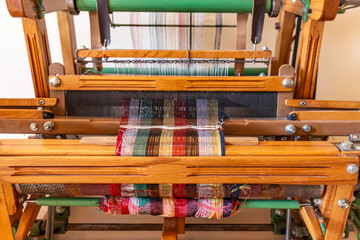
[
  {"left": 300, "top": 0, "right": 311, "bottom": 21},
  {"left": 83, "top": 67, "right": 269, "bottom": 76},
  {"left": 271, "top": 209, "right": 286, "bottom": 235},
  {"left": 76, "top": 0, "right": 271, "bottom": 13},
  {"left": 349, "top": 209, "right": 360, "bottom": 240},
  {"left": 36, "top": 198, "right": 299, "bottom": 209}
]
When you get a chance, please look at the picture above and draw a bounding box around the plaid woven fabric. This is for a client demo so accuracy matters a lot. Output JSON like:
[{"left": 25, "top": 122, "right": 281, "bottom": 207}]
[{"left": 100, "top": 196, "right": 243, "bottom": 219}]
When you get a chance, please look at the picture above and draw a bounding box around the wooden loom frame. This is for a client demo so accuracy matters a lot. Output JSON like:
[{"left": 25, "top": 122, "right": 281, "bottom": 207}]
[{"left": 2, "top": 0, "right": 360, "bottom": 240}]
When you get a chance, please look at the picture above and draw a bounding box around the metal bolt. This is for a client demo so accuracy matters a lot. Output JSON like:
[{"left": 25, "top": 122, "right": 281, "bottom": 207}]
[
  {"left": 282, "top": 78, "right": 294, "bottom": 88},
  {"left": 261, "top": 46, "right": 269, "bottom": 51},
  {"left": 281, "top": 136, "right": 289, "bottom": 141},
  {"left": 312, "top": 198, "right": 321, "bottom": 207},
  {"left": 341, "top": 141, "right": 355, "bottom": 150},
  {"left": 29, "top": 123, "right": 39, "bottom": 132},
  {"left": 300, "top": 100, "right": 307, "bottom": 106},
  {"left": 300, "top": 7, "right": 306, "bottom": 15},
  {"left": 43, "top": 121, "right": 54, "bottom": 131},
  {"left": 349, "top": 134, "right": 360, "bottom": 142},
  {"left": 285, "top": 124, "right": 297, "bottom": 135},
  {"left": 55, "top": 206, "right": 65, "bottom": 214},
  {"left": 49, "top": 76, "right": 61, "bottom": 87},
  {"left": 259, "top": 72, "right": 265, "bottom": 77},
  {"left": 72, "top": 135, "right": 80, "bottom": 139},
  {"left": 302, "top": 125, "right": 312, "bottom": 133},
  {"left": 275, "top": 209, "right": 284, "bottom": 216},
  {"left": 38, "top": 99, "right": 45, "bottom": 105},
  {"left": 55, "top": 135, "right": 62, "bottom": 139},
  {"left": 347, "top": 164, "right": 359, "bottom": 174},
  {"left": 337, "top": 199, "right": 350, "bottom": 209}
]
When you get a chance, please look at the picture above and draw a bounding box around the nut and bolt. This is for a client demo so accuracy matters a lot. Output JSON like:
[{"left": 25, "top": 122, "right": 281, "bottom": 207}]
[
  {"left": 312, "top": 198, "right": 321, "bottom": 207},
  {"left": 43, "top": 121, "right": 55, "bottom": 131},
  {"left": 29, "top": 123, "right": 39, "bottom": 132},
  {"left": 302, "top": 124, "right": 312, "bottom": 133},
  {"left": 347, "top": 164, "right": 359, "bottom": 174},
  {"left": 285, "top": 124, "right": 297, "bottom": 135},
  {"left": 337, "top": 199, "right": 350, "bottom": 209},
  {"left": 38, "top": 99, "right": 45, "bottom": 105},
  {"left": 282, "top": 78, "right": 294, "bottom": 88},
  {"left": 55, "top": 206, "right": 66, "bottom": 214},
  {"left": 300, "top": 101, "right": 307, "bottom": 106},
  {"left": 49, "top": 76, "right": 61, "bottom": 87},
  {"left": 275, "top": 209, "right": 284, "bottom": 216},
  {"left": 341, "top": 141, "right": 355, "bottom": 150}
]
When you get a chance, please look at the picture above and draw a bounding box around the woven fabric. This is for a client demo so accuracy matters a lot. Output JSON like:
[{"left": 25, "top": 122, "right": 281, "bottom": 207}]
[{"left": 100, "top": 196, "right": 242, "bottom": 219}]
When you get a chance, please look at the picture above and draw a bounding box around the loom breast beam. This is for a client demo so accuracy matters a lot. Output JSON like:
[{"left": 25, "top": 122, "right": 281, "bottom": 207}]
[{"left": 286, "top": 99, "right": 360, "bottom": 109}]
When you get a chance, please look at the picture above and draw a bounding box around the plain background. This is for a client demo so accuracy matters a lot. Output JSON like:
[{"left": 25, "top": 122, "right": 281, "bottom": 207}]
[{"left": 1, "top": 2, "right": 360, "bottom": 239}]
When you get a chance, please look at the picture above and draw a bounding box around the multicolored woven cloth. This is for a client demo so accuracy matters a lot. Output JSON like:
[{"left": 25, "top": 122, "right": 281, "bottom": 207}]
[{"left": 100, "top": 196, "right": 243, "bottom": 219}]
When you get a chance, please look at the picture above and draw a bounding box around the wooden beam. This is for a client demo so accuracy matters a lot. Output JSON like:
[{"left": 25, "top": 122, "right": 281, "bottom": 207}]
[
  {"left": 286, "top": 100, "right": 360, "bottom": 109},
  {"left": 57, "top": 10, "right": 77, "bottom": 75},
  {"left": 162, "top": 218, "right": 178, "bottom": 240},
  {"left": 0, "top": 185, "right": 15, "bottom": 240},
  {"left": 76, "top": 49, "right": 272, "bottom": 59},
  {"left": 299, "top": 206, "right": 324, "bottom": 240},
  {"left": 289, "top": 111, "right": 360, "bottom": 121},
  {"left": 234, "top": 13, "right": 247, "bottom": 76},
  {"left": 49, "top": 75, "right": 291, "bottom": 92},
  {"left": 0, "top": 109, "right": 53, "bottom": 119},
  {"left": 15, "top": 201, "right": 41, "bottom": 240},
  {"left": 22, "top": 17, "right": 51, "bottom": 98},
  {"left": 0, "top": 98, "right": 57, "bottom": 107}
]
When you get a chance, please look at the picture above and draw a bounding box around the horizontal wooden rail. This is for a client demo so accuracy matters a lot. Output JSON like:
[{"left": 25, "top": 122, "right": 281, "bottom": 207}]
[
  {"left": 77, "top": 49, "right": 272, "bottom": 59},
  {"left": 0, "top": 98, "right": 57, "bottom": 107},
  {"left": 1, "top": 117, "right": 360, "bottom": 136},
  {"left": 286, "top": 100, "right": 360, "bottom": 109},
  {"left": 49, "top": 75, "right": 290, "bottom": 92},
  {"left": 0, "top": 109, "right": 53, "bottom": 119},
  {"left": 289, "top": 111, "right": 360, "bottom": 121}
]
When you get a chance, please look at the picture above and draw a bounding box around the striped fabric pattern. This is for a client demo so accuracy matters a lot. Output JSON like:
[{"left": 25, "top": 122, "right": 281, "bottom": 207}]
[{"left": 100, "top": 196, "right": 243, "bottom": 219}]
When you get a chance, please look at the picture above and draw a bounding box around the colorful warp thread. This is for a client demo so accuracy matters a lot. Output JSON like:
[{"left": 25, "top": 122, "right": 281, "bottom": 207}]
[{"left": 99, "top": 197, "right": 243, "bottom": 219}]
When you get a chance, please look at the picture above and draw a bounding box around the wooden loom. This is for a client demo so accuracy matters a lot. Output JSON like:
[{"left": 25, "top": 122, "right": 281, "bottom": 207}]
[{"left": 1, "top": 0, "right": 360, "bottom": 239}]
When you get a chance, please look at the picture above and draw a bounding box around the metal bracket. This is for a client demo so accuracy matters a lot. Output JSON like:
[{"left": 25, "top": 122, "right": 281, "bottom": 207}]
[
  {"left": 35, "top": 0, "right": 46, "bottom": 19},
  {"left": 300, "top": 0, "right": 311, "bottom": 22}
]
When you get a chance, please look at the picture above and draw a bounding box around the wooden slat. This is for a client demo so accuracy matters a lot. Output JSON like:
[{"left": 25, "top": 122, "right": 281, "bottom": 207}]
[
  {"left": 0, "top": 185, "right": 15, "bottom": 240},
  {"left": 0, "top": 139, "right": 341, "bottom": 156},
  {"left": 299, "top": 206, "right": 324, "bottom": 240},
  {"left": 57, "top": 10, "right": 77, "bottom": 75},
  {"left": 286, "top": 100, "right": 360, "bottom": 109},
  {"left": 234, "top": 13, "right": 247, "bottom": 76},
  {"left": 49, "top": 75, "right": 291, "bottom": 92},
  {"left": 0, "top": 155, "right": 357, "bottom": 184},
  {"left": 2, "top": 184, "right": 19, "bottom": 215},
  {"left": 324, "top": 185, "right": 355, "bottom": 240},
  {"left": 76, "top": 49, "right": 272, "bottom": 59},
  {"left": 15, "top": 202, "right": 41, "bottom": 240},
  {"left": 89, "top": 11, "right": 103, "bottom": 72},
  {"left": 0, "top": 98, "right": 57, "bottom": 107},
  {"left": 0, "top": 109, "right": 52, "bottom": 119},
  {"left": 290, "top": 111, "right": 360, "bottom": 121},
  {"left": 283, "top": 0, "right": 340, "bottom": 21},
  {"left": 2, "top": 117, "right": 360, "bottom": 136},
  {"left": 162, "top": 218, "right": 178, "bottom": 240}
]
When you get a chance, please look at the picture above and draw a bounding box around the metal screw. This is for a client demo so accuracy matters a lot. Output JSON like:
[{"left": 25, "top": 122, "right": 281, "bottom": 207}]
[
  {"left": 275, "top": 209, "right": 284, "bottom": 216},
  {"left": 38, "top": 99, "right": 45, "bottom": 105},
  {"left": 43, "top": 121, "right": 55, "bottom": 131},
  {"left": 55, "top": 206, "right": 65, "bottom": 214},
  {"left": 347, "top": 164, "right": 359, "bottom": 174},
  {"left": 300, "top": 101, "right": 307, "bottom": 106},
  {"left": 312, "top": 198, "right": 321, "bottom": 207},
  {"left": 29, "top": 123, "right": 39, "bottom": 132},
  {"left": 337, "top": 199, "right": 350, "bottom": 209},
  {"left": 49, "top": 76, "right": 61, "bottom": 87},
  {"left": 341, "top": 141, "right": 355, "bottom": 150},
  {"left": 302, "top": 125, "right": 312, "bottom": 133},
  {"left": 285, "top": 124, "right": 297, "bottom": 135},
  {"left": 282, "top": 78, "right": 294, "bottom": 88},
  {"left": 261, "top": 46, "right": 269, "bottom": 51},
  {"left": 259, "top": 72, "right": 265, "bottom": 77}
]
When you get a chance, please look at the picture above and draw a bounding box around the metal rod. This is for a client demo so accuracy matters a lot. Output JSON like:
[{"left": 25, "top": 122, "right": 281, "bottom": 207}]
[
  {"left": 78, "top": 59, "right": 270, "bottom": 64},
  {"left": 285, "top": 197, "right": 292, "bottom": 240},
  {"left": 30, "top": 198, "right": 301, "bottom": 209},
  {"left": 45, "top": 206, "right": 54, "bottom": 240},
  {"left": 76, "top": 0, "right": 272, "bottom": 13},
  {"left": 66, "top": 223, "right": 274, "bottom": 231}
]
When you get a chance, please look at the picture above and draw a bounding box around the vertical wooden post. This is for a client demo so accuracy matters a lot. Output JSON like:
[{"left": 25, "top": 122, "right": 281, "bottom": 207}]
[
  {"left": 271, "top": 10, "right": 296, "bottom": 75},
  {"left": 15, "top": 201, "right": 41, "bottom": 240},
  {"left": 295, "top": 19, "right": 324, "bottom": 99},
  {"left": 57, "top": 10, "right": 77, "bottom": 75},
  {"left": 234, "top": 13, "right": 247, "bottom": 76},
  {"left": 162, "top": 217, "right": 178, "bottom": 240},
  {"left": 22, "top": 17, "right": 51, "bottom": 98},
  {"left": 0, "top": 185, "right": 15, "bottom": 240},
  {"left": 323, "top": 185, "right": 355, "bottom": 240},
  {"left": 89, "top": 12, "right": 103, "bottom": 72}
]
